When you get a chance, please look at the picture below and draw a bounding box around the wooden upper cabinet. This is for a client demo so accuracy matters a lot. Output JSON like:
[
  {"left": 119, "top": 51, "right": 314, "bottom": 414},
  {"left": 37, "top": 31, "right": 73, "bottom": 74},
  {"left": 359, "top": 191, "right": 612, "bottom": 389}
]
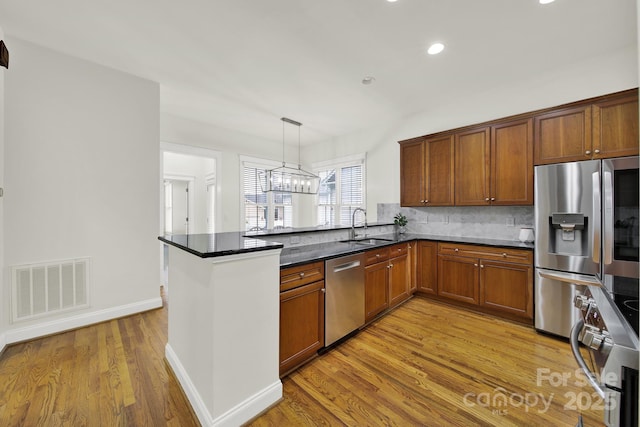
[
  {"left": 534, "top": 105, "right": 592, "bottom": 165},
  {"left": 425, "top": 136, "right": 455, "bottom": 206},
  {"left": 534, "top": 90, "right": 639, "bottom": 165},
  {"left": 400, "top": 140, "right": 425, "bottom": 206},
  {"left": 490, "top": 119, "right": 533, "bottom": 205},
  {"left": 592, "top": 93, "right": 639, "bottom": 159},
  {"left": 455, "top": 127, "right": 490, "bottom": 205},
  {"left": 400, "top": 136, "right": 454, "bottom": 207}
]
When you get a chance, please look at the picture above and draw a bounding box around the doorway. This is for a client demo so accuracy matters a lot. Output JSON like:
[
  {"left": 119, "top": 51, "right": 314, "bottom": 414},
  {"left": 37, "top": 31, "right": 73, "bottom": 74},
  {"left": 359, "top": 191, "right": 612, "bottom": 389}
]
[{"left": 161, "top": 143, "right": 220, "bottom": 288}]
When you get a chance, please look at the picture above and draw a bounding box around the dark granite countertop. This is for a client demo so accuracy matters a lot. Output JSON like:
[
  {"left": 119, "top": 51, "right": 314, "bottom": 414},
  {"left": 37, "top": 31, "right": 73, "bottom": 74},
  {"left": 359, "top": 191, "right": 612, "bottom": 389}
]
[
  {"left": 280, "top": 232, "right": 534, "bottom": 267},
  {"left": 159, "top": 230, "right": 533, "bottom": 264},
  {"left": 159, "top": 232, "right": 283, "bottom": 258}
]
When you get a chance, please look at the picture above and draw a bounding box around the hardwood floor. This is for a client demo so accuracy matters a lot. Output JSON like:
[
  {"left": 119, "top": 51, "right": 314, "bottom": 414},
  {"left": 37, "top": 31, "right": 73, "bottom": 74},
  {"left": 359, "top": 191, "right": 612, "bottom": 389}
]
[
  {"left": 0, "top": 290, "right": 199, "bottom": 427},
  {"left": 249, "top": 297, "right": 604, "bottom": 427},
  {"left": 0, "top": 293, "right": 604, "bottom": 426}
]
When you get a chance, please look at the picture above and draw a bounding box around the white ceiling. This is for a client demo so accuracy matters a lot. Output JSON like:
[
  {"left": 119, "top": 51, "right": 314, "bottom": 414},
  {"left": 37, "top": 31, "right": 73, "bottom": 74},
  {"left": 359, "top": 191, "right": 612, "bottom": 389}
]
[{"left": 0, "top": 0, "right": 637, "bottom": 144}]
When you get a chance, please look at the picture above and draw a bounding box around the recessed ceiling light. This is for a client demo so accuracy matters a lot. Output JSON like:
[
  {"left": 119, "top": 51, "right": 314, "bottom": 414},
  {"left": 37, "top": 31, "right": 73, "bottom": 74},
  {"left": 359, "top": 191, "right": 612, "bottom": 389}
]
[
  {"left": 427, "top": 43, "right": 445, "bottom": 55},
  {"left": 362, "top": 76, "right": 376, "bottom": 85},
  {"left": 539, "top": 0, "right": 555, "bottom": 4},
  {"left": 387, "top": 0, "right": 398, "bottom": 2}
]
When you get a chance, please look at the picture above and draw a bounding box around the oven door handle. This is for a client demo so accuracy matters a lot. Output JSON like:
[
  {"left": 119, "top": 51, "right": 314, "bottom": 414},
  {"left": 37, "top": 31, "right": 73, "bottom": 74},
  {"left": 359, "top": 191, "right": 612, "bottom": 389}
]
[
  {"left": 570, "top": 319, "right": 606, "bottom": 399},
  {"left": 537, "top": 269, "right": 601, "bottom": 287}
]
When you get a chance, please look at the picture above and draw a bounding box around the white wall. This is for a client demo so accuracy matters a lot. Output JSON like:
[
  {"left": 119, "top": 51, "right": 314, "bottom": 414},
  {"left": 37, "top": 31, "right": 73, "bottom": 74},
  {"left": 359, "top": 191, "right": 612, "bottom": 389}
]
[
  {"left": 3, "top": 38, "right": 161, "bottom": 336},
  {"left": 163, "top": 152, "right": 215, "bottom": 234},
  {"left": 303, "top": 46, "right": 639, "bottom": 223}
]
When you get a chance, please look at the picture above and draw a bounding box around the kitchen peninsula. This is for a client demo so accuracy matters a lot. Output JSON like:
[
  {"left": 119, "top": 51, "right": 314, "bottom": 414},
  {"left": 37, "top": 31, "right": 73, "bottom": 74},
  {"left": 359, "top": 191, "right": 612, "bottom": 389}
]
[
  {"left": 159, "top": 233, "right": 283, "bottom": 427},
  {"left": 161, "top": 226, "right": 535, "bottom": 426}
]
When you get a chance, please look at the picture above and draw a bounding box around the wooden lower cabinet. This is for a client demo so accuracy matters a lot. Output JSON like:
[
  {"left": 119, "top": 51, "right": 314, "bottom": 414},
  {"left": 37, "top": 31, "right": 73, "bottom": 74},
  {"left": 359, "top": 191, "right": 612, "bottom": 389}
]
[
  {"left": 479, "top": 260, "right": 533, "bottom": 319},
  {"left": 364, "top": 243, "right": 411, "bottom": 323},
  {"left": 437, "top": 255, "right": 479, "bottom": 304},
  {"left": 415, "top": 241, "right": 437, "bottom": 294},
  {"left": 389, "top": 252, "right": 410, "bottom": 307},
  {"left": 365, "top": 261, "right": 389, "bottom": 322},
  {"left": 436, "top": 243, "right": 533, "bottom": 322},
  {"left": 279, "top": 270, "right": 325, "bottom": 376}
]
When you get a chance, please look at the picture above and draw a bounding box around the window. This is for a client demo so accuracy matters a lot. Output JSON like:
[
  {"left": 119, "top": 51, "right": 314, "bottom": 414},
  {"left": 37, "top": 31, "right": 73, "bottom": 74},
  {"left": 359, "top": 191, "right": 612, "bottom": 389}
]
[
  {"left": 242, "top": 158, "right": 294, "bottom": 231},
  {"left": 315, "top": 155, "right": 366, "bottom": 226}
]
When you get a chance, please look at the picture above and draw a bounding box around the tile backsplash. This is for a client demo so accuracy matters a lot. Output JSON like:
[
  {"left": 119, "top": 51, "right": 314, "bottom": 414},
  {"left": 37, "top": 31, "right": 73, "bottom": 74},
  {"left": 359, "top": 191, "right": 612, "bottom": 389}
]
[{"left": 378, "top": 203, "right": 534, "bottom": 241}]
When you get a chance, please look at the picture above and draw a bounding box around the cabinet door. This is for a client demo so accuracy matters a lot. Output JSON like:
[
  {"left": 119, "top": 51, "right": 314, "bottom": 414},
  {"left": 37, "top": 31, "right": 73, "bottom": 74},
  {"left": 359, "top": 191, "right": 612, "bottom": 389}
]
[
  {"left": 479, "top": 260, "right": 533, "bottom": 319},
  {"left": 408, "top": 242, "right": 417, "bottom": 293},
  {"left": 455, "top": 127, "right": 490, "bottom": 205},
  {"left": 389, "top": 253, "right": 410, "bottom": 308},
  {"left": 400, "top": 140, "right": 426, "bottom": 207},
  {"left": 365, "top": 261, "right": 389, "bottom": 322},
  {"left": 592, "top": 94, "right": 639, "bottom": 159},
  {"left": 416, "top": 241, "right": 437, "bottom": 295},
  {"left": 534, "top": 105, "right": 592, "bottom": 165},
  {"left": 491, "top": 119, "right": 533, "bottom": 205},
  {"left": 437, "top": 255, "right": 479, "bottom": 304},
  {"left": 280, "top": 281, "right": 325, "bottom": 376},
  {"left": 426, "top": 135, "right": 455, "bottom": 206}
]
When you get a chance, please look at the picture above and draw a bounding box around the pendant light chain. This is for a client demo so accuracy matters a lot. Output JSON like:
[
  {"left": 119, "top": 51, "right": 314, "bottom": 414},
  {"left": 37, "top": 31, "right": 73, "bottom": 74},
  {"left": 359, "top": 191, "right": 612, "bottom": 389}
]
[
  {"left": 282, "top": 119, "right": 286, "bottom": 167},
  {"left": 298, "top": 125, "right": 301, "bottom": 169}
]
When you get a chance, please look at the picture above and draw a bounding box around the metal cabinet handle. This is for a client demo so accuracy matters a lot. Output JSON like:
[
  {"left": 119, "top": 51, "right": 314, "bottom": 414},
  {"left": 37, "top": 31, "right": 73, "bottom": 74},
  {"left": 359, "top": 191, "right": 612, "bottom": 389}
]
[
  {"left": 485, "top": 197, "right": 489, "bottom": 201},
  {"left": 491, "top": 197, "right": 495, "bottom": 201},
  {"left": 299, "top": 272, "right": 305, "bottom": 277},
  {"left": 502, "top": 253, "right": 507, "bottom": 258},
  {"left": 480, "top": 264, "right": 484, "bottom": 268},
  {"left": 454, "top": 248, "right": 459, "bottom": 252},
  {"left": 594, "top": 149, "right": 600, "bottom": 154},
  {"left": 474, "top": 263, "right": 478, "bottom": 267},
  {"left": 376, "top": 254, "right": 381, "bottom": 258},
  {"left": 585, "top": 150, "right": 592, "bottom": 155},
  {"left": 321, "top": 288, "right": 326, "bottom": 293},
  {"left": 425, "top": 200, "right": 429, "bottom": 203}
]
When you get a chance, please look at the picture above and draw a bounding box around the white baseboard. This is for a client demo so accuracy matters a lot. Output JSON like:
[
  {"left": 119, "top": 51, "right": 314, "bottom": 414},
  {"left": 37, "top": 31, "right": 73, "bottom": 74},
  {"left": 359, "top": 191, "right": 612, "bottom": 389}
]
[
  {"left": 165, "top": 343, "right": 215, "bottom": 426},
  {"left": 0, "top": 332, "right": 6, "bottom": 355},
  {"left": 212, "top": 380, "right": 282, "bottom": 427},
  {"left": 4, "top": 297, "right": 163, "bottom": 345},
  {"left": 165, "top": 343, "right": 282, "bottom": 427}
]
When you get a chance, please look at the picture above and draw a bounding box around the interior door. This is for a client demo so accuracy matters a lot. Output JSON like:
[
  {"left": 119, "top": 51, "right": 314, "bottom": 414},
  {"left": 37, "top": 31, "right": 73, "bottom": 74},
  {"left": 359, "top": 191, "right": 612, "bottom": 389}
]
[{"left": 165, "top": 179, "right": 189, "bottom": 234}]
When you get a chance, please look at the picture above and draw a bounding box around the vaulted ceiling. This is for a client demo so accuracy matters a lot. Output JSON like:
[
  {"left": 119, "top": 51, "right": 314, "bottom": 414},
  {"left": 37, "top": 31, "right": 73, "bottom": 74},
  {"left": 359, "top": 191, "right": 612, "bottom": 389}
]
[{"left": 0, "top": 0, "right": 637, "bottom": 143}]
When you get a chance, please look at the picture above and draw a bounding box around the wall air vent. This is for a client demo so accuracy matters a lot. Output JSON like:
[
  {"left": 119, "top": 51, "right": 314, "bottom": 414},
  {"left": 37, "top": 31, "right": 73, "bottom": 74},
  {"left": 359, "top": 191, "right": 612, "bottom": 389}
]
[{"left": 11, "top": 258, "right": 90, "bottom": 322}]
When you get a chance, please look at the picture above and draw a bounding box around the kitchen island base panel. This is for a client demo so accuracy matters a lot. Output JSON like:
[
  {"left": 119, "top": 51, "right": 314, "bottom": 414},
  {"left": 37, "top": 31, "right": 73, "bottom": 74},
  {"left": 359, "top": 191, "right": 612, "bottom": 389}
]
[{"left": 166, "top": 245, "right": 282, "bottom": 427}]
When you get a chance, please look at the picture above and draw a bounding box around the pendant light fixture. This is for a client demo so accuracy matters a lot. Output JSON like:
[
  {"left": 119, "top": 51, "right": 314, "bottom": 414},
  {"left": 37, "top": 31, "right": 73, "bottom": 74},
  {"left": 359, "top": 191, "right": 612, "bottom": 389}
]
[{"left": 259, "top": 117, "right": 320, "bottom": 194}]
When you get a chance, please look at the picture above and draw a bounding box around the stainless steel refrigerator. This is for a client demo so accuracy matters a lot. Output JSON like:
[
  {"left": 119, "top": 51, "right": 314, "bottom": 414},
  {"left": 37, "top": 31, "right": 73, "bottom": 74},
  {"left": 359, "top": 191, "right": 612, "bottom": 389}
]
[{"left": 534, "top": 156, "right": 639, "bottom": 338}]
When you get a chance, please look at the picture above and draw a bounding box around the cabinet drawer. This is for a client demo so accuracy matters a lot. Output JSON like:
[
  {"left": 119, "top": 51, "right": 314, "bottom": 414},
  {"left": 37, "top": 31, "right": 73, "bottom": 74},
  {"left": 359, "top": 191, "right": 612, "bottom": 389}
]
[
  {"left": 388, "top": 243, "right": 409, "bottom": 258},
  {"left": 365, "top": 247, "right": 390, "bottom": 266},
  {"left": 438, "top": 242, "right": 532, "bottom": 264},
  {"left": 280, "top": 261, "right": 325, "bottom": 292}
]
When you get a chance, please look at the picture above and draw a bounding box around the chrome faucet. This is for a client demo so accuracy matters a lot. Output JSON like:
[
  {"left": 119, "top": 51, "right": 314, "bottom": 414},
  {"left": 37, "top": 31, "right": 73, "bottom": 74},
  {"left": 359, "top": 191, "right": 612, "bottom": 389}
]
[{"left": 350, "top": 208, "right": 367, "bottom": 240}]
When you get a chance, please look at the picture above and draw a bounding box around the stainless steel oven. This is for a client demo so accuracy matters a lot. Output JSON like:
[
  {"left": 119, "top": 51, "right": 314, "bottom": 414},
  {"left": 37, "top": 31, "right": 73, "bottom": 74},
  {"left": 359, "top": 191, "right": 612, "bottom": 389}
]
[{"left": 572, "top": 282, "right": 638, "bottom": 426}]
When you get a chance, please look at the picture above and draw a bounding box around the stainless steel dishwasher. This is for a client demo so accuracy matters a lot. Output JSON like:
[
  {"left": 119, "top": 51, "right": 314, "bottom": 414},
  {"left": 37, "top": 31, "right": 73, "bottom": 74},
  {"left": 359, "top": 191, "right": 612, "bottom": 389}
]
[{"left": 325, "top": 252, "right": 365, "bottom": 346}]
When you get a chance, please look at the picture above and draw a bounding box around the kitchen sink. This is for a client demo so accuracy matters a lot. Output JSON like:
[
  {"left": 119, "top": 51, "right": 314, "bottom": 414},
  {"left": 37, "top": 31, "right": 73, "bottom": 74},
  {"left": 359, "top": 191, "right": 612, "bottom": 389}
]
[{"left": 339, "top": 238, "right": 394, "bottom": 246}]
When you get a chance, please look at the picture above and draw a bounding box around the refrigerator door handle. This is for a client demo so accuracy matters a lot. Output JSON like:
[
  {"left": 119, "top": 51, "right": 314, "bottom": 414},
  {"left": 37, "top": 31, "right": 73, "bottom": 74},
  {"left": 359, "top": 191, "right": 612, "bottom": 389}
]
[
  {"left": 603, "top": 170, "right": 613, "bottom": 265},
  {"left": 537, "top": 269, "right": 602, "bottom": 287},
  {"left": 592, "top": 171, "right": 601, "bottom": 264}
]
